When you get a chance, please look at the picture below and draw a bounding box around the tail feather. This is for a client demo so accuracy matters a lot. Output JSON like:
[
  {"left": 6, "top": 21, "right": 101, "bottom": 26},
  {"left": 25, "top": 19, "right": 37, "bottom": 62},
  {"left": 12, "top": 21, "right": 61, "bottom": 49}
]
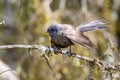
[{"left": 76, "top": 20, "right": 108, "bottom": 33}]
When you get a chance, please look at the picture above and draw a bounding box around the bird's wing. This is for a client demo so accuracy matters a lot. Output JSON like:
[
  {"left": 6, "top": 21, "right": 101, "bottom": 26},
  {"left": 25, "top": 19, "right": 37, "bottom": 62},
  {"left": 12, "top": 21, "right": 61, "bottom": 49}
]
[
  {"left": 64, "top": 31, "right": 94, "bottom": 49},
  {"left": 76, "top": 20, "right": 108, "bottom": 33}
]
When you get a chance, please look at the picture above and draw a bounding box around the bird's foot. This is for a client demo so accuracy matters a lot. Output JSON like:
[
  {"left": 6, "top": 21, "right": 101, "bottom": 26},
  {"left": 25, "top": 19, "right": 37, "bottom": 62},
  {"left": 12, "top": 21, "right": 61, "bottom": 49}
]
[
  {"left": 68, "top": 51, "right": 73, "bottom": 57},
  {"left": 52, "top": 47, "right": 60, "bottom": 54}
]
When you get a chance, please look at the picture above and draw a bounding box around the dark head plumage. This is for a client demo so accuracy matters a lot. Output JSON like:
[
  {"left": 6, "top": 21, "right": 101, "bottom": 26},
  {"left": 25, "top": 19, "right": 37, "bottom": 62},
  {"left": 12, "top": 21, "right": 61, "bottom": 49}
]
[{"left": 47, "top": 24, "right": 62, "bottom": 35}]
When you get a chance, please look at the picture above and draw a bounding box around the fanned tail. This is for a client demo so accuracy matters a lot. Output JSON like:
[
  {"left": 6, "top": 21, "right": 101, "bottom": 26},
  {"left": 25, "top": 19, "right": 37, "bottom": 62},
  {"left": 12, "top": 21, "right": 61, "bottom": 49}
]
[{"left": 76, "top": 20, "right": 108, "bottom": 33}]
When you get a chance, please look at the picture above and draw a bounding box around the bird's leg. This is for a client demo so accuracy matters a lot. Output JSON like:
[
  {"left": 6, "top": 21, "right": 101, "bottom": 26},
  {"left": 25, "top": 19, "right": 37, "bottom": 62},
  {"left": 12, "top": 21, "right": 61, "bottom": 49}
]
[
  {"left": 51, "top": 43, "right": 59, "bottom": 54},
  {"left": 68, "top": 46, "right": 72, "bottom": 56},
  {"left": 52, "top": 46, "right": 59, "bottom": 54},
  {"left": 52, "top": 46, "right": 61, "bottom": 54}
]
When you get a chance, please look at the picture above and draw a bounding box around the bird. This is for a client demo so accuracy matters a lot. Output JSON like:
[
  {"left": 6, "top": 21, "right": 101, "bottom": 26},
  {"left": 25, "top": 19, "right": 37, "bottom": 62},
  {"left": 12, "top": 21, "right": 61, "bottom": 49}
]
[{"left": 47, "top": 20, "right": 107, "bottom": 55}]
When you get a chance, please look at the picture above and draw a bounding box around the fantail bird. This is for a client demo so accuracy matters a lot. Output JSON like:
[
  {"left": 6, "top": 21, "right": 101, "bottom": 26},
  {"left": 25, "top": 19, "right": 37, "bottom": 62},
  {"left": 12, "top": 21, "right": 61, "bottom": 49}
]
[{"left": 47, "top": 20, "right": 107, "bottom": 55}]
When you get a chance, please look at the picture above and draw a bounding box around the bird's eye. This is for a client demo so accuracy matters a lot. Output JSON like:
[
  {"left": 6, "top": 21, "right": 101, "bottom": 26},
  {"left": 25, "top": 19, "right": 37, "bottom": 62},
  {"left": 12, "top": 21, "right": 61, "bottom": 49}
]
[{"left": 50, "top": 28, "right": 54, "bottom": 31}]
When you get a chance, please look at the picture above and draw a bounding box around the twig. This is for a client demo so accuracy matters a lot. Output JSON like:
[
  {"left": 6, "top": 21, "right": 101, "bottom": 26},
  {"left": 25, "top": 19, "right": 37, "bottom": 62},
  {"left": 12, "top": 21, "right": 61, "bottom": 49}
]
[
  {"left": 43, "top": 53, "right": 53, "bottom": 70},
  {"left": 0, "top": 45, "right": 42, "bottom": 49}
]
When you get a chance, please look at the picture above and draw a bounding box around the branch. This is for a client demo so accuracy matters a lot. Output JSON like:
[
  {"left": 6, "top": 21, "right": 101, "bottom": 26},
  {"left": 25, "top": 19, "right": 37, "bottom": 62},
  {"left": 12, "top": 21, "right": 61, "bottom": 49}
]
[
  {"left": 0, "top": 60, "right": 19, "bottom": 80},
  {"left": 0, "top": 45, "right": 41, "bottom": 49},
  {"left": 0, "top": 44, "right": 119, "bottom": 73}
]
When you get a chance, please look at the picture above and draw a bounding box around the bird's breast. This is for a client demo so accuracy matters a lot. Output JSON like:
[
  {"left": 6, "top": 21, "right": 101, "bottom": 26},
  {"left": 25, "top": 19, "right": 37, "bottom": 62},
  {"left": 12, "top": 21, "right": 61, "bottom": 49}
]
[{"left": 51, "top": 34, "right": 73, "bottom": 48}]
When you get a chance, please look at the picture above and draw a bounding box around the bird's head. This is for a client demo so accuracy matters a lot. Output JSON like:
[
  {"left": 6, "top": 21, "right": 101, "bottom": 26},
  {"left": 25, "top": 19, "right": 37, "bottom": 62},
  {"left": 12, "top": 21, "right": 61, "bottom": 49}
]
[{"left": 47, "top": 24, "right": 62, "bottom": 35}]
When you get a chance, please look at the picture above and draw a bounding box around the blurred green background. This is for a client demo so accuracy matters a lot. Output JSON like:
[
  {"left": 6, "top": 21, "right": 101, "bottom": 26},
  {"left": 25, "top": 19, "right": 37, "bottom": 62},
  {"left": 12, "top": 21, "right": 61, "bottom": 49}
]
[{"left": 0, "top": 0, "right": 120, "bottom": 80}]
